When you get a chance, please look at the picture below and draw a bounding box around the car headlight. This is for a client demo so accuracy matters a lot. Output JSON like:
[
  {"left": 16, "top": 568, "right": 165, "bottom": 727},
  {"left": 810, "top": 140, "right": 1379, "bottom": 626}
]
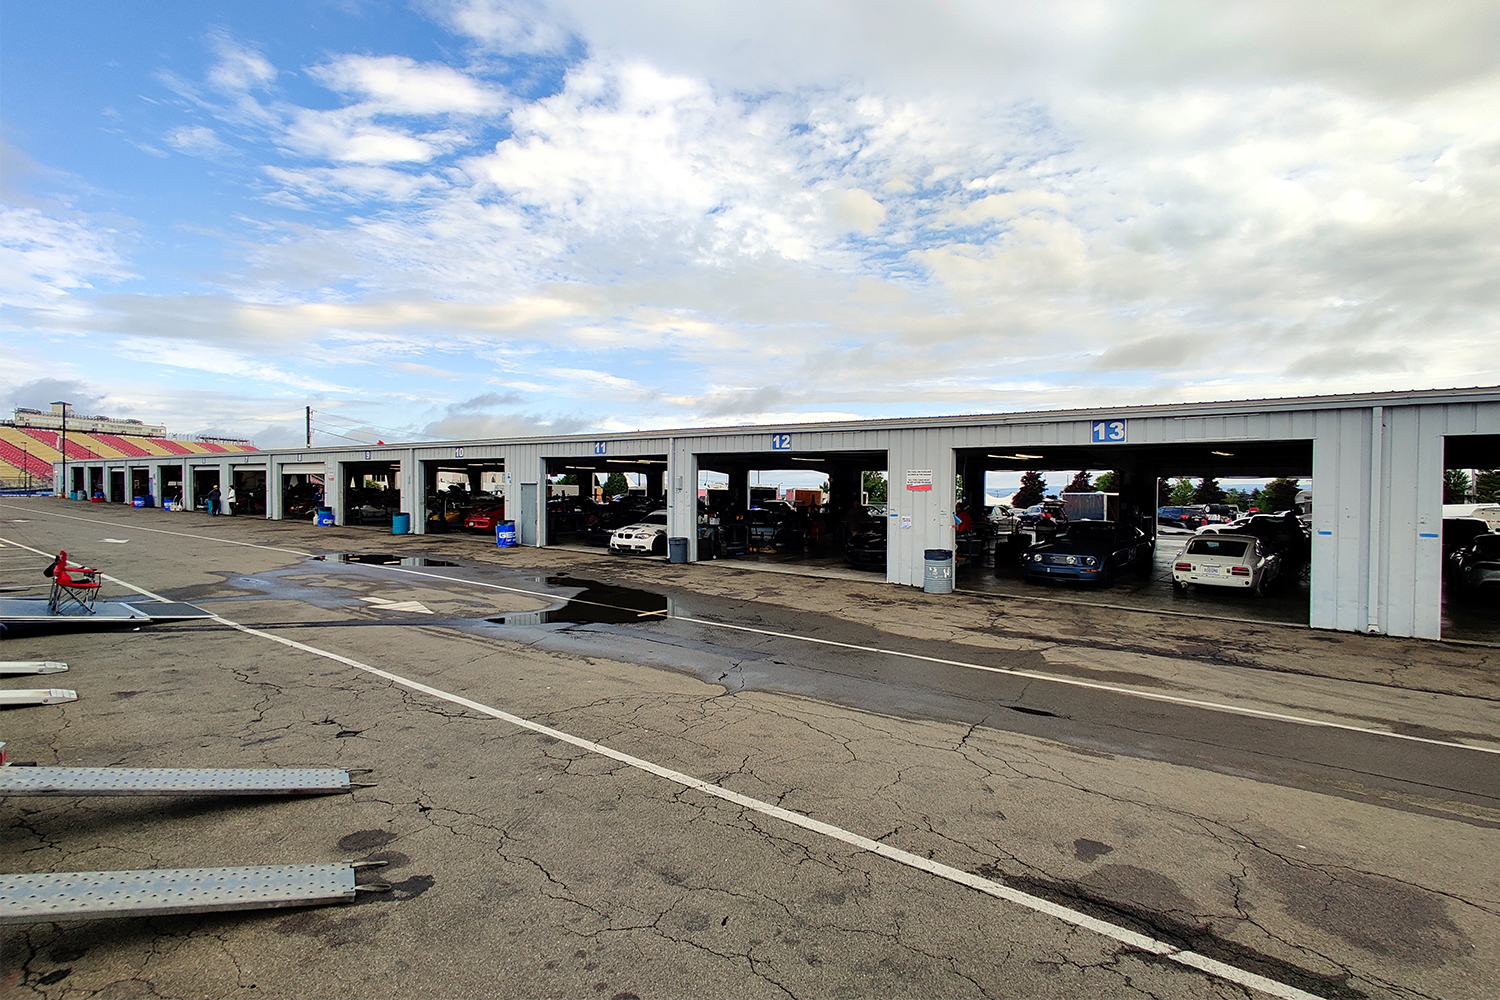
[
  {"left": 1083, "top": 556, "right": 1097, "bottom": 566},
  {"left": 1032, "top": 553, "right": 1043, "bottom": 562}
]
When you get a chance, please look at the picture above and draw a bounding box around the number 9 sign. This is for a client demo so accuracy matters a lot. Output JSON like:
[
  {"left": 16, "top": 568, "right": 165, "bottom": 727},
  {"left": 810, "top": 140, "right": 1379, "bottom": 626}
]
[{"left": 1091, "top": 420, "right": 1126, "bottom": 444}]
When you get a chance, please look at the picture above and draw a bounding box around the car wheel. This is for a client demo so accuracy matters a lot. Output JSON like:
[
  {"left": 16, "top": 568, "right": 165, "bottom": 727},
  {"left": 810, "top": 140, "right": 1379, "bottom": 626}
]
[
  {"left": 1097, "top": 562, "right": 1115, "bottom": 588},
  {"left": 652, "top": 535, "right": 667, "bottom": 555},
  {"left": 1253, "top": 578, "right": 1266, "bottom": 597},
  {"left": 1171, "top": 580, "right": 1186, "bottom": 592}
]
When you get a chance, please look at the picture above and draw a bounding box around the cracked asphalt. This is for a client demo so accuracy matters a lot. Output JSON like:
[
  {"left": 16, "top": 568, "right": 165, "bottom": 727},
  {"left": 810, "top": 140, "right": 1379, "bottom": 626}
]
[{"left": 1, "top": 498, "right": 1497, "bottom": 999}]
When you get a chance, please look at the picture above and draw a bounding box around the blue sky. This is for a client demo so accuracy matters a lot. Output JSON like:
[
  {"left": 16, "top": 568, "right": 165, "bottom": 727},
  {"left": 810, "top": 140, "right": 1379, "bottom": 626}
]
[{"left": 4, "top": 1, "right": 1499, "bottom": 450}]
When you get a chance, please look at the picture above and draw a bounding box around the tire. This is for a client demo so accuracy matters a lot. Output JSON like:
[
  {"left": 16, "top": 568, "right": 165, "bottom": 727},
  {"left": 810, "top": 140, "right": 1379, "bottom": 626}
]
[
  {"left": 1171, "top": 580, "right": 1186, "bottom": 592},
  {"left": 1098, "top": 563, "right": 1115, "bottom": 588}
]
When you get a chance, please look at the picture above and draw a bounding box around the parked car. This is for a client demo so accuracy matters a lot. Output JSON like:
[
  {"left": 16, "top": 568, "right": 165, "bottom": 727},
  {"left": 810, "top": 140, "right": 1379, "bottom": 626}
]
[
  {"left": 609, "top": 510, "right": 669, "bottom": 555},
  {"left": 463, "top": 502, "right": 508, "bottom": 533},
  {"left": 988, "top": 504, "right": 1018, "bottom": 534},
  {"left": 1171, "top": 533, "right": 1281, "bottom": 596},
  {"left": 1018, "top": 501, "right": 1068, "bottom": 528},
  {"left": 1197, "top": 513, "right": 1309, "bottom": 569},
  {"left": 1446, "top": 532, "right": 1500, "bottom": 599},
  {"left": 1020, "top": 521, "right": 1152, "bottom": 586},
  {"left": 1442, "top": 517, "right": 1492, "bottom": 558},
  {"left": 584, "top": 498, "right": 657, "bottom": 546},
  {"left": 845, "top": 518, "right": 887, "bottom": 571},
  {"left": 1157, "top": 506, "right": 1206, "bottom": 531}
]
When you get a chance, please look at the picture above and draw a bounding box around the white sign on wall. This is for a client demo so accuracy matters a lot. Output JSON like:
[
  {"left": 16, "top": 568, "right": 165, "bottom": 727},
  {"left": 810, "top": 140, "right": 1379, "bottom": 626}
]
[{"left": 905, "top": 470, "right": 933, "bottom": 491}]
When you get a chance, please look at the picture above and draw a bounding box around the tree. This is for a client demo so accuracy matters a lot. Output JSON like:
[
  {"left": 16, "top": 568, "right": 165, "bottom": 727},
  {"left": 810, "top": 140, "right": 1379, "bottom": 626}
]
[
  {"left": 1168, "top": 477, "right": 1196, "bottom": 505},
  {"left": 1224, "top": 488, "right": 1253, "bottom": 510},
  {"left": 1193, "top": 476, "right": 1226, "bottom": 504},
  {"left": 1012, "top": 470, "right": 1048, "bottom": 508},
  {"left": 1476, "top": 469, "right": 1500, "bottom": 503},
  {"left": 556, "top": 473, "right": 578, "bottom": 486},
  {"left": 862, "top": 471, "right": 887, "bottom": 504},
  {"left": 1261, "top": 477, "right": 1301, "bottom": 513},
  {"left": 1065, "top": 470, "right": 1096, "bottom": 492},
  {"left": 602, "top": 471, "right": 630, "bottom": 497},
  {"left": 1093, "top": 471, "right": 1116, "bottom": 492},
  {"left": 1444, "top": 469, "right": 1472, "bottom": 504}
]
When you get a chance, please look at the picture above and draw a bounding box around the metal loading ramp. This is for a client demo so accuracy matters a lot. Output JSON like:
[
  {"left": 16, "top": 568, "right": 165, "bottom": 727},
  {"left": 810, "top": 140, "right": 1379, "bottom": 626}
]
[
  {"left": 0, "top": 661, "right": 68, "bottom": 676},
  {"left": 0, "top": 863, "right": 388, "bottom": 924},
  {"left": 0, "top": 767, "right": 361, "bottom": 797},
  {"left": 0, "top": 689, "right": 77, "bottom": 707}
]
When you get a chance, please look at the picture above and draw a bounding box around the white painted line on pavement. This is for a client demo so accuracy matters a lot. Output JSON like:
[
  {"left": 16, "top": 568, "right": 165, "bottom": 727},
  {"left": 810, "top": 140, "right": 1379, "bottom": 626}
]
[
  {"left": 5, "top": 514, "right": 1494, "bottom": 756},
  {"left": 0, "top": 503, "right": 316, "bottom": 557},
  {"left": 368, "top": 563, "right": 1500, "bottom": 757},
  {"left": 0, "top": 533, "right": 1323, "bottom": 1000}
]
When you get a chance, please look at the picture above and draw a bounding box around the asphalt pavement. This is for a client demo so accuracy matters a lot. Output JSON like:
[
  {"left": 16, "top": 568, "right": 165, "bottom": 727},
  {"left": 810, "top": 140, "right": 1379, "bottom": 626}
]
[{"left": 1, "top": 499, "right": 1497, "bottom": 999}]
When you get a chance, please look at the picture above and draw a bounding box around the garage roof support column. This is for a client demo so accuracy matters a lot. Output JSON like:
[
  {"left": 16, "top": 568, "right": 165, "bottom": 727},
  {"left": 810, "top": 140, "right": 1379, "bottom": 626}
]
[
  {"left": 266, "top": 458, "right": 282, "bottom": 520},
  {"left": 331, "top": 461, "right": 347, "bottom": 527},
  {"left": 667, "top": 438, "right": 697, "bottom": 561},
  {"left": 403, "top": 449, "right": 421, "bottom": 535},
  {"left": 1365, "top": 406, "right": 1384, "bottom": 633}
]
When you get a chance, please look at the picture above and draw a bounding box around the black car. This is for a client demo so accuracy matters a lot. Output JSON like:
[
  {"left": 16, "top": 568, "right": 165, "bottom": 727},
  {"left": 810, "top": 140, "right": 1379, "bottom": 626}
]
[
  {"left": 1447, "top": 532, "right": 1500, "bottom": 599},
  {"left": 1020, "top": 521, "right": 1153, "bottom": 586},
  {"left": 1443, "top": 517, "right": 1492, "bottom": 559},
  {"left": 1157, "top": 506, "right": 1206, "bottom": 530},
  {"left": 845, "top": 518, "right": 887, "bottom": 570}
]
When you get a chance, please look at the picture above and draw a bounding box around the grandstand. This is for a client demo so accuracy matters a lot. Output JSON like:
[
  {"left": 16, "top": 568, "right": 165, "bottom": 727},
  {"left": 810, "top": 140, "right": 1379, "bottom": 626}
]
[{"left": 0, "top": 410, "right": 257, "bottom": 491}]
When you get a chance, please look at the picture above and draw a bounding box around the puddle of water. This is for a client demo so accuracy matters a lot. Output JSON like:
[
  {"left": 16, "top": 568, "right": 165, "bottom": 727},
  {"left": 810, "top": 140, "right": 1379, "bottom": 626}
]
[
  {"left": 315, "top": 554, "right": 458, "bottom": 567},
  {"left": 489, "top": 576, "right": 668, "bottom": 626}
]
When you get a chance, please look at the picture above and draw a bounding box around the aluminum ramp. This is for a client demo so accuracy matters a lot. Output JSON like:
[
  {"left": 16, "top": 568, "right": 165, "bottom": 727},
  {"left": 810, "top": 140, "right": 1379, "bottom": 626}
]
[
  {"left": 0, "top": 767, "right": 366, "bottom": 797},
  {"left": 0, "top": 661, "right": 67, "bottom": 676},
  {"left": 0, "top": 689, "right": 77, "bottom": 707},
  {"left": 0, "top": 862, "right": 389, "bottom": 924}
]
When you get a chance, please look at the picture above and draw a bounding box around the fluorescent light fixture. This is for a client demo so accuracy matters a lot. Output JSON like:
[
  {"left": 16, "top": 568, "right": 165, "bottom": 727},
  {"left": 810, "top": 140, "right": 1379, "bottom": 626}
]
[
  {"left": 1211, "top": 450, "right": 1234, "bottom": 457},
  {"left": 605, "top": 458, "right": 663, "bottom": 464},
  {"left": 988, "top": 453, "right": 1045, "bottom": 460},
  {"left": 789, "top": 457, "right": 823, "bottom": 462}
]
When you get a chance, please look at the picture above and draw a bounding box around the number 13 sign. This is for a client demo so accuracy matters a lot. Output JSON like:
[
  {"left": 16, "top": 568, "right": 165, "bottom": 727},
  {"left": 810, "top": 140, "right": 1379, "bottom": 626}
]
[{"left": 1091, "top": 420, "right": 1126, "bottom": 443}]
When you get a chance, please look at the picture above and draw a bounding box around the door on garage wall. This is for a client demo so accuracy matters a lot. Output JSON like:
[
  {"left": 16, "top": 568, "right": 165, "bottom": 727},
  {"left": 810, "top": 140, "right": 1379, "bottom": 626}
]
[
  {"left": 109, "top": 469, "right": 125, "bottom": 503},
  {"left": 519, "top": 483, "right": 539, "bottom": 545}
]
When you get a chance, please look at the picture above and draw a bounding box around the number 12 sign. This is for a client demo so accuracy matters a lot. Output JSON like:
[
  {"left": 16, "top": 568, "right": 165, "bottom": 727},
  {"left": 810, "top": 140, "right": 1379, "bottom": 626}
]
[{"left": 1091, "top": 420, "right": 1126, "bottom": 443}]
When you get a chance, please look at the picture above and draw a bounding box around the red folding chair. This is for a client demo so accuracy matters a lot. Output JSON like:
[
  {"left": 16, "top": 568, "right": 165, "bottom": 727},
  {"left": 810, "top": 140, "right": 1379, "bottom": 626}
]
[{"left": 48, "top": 550, "right": 102, "bottom": 614}]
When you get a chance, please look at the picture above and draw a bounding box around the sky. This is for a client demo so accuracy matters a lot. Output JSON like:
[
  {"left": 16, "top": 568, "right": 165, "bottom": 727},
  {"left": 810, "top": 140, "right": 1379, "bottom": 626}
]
[{"left": 3, "top": 1, "right": 1499, "bottom": 451}]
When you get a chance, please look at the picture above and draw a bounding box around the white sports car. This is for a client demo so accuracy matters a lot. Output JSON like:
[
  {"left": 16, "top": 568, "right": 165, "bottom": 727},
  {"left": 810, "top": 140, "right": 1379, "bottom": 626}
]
[
  {"left": 1172, "top": 533, "right": 1281, "bottom": 596},
  {"left": 609, "top": 510, "right": 669, "bottom": 555}
]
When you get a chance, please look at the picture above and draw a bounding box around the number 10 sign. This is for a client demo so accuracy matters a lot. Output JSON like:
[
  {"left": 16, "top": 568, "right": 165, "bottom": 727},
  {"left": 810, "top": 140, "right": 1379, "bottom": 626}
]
[{"left": 1091, "top": 420, "right": 1126, "bottom": 443}]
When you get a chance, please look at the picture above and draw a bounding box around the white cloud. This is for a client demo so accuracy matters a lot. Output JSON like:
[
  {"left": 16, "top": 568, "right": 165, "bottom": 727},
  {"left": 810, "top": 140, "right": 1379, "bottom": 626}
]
[
  {"left": 309, "top": 55, "right": 508, "bottom": 116},
  {"left": 206, "top": 33, "right": 276, "bottom": 93},
  {"left": 0, "top": 206, "right": 133, "bottom": 308},
  {"left": 166, "top": 124, "right": 231, "bottom": 158}
]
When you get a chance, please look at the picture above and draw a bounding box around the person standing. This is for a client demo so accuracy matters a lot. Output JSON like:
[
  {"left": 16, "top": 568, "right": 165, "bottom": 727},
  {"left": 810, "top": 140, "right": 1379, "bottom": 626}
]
[
  {"left": 225, "top": 482, "right": 237, "bottom": 516},
  {"left": 206, "top": 485, "right": 221, "bottom": 516}
]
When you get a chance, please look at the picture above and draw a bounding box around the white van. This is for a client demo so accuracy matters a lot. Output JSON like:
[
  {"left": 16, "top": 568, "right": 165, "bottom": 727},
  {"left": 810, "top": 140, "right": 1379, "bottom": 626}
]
[{"left": 1444, "top": 504, "right": 1500, "bottom": 531}]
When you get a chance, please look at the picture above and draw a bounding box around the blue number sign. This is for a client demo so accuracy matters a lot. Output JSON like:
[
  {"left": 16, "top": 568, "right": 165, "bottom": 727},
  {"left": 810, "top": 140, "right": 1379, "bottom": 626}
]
[
  {"left": 770, "top": 434, "right": 792, "bottom": 451},
  {"left": 593, "top": 441, "right": 607, "bottom": 455},
  {"left": 1091, "top": 420, "right": 1127, "bottom": 444}
]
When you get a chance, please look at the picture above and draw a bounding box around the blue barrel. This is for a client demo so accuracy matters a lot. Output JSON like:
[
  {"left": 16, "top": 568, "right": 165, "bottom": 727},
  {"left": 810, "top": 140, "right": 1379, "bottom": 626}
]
[
  {"left": 391, "top": 512, "right": 411, "bottom": 535},
  {"left": 923, "top": 548, "right": 954, "bottom": 594},
  {"left": 132, "top": 496, "right": 146, "bottom": 508},
  {"left": 314, "top": 510, "right": 335, "bottom": 526},
  {"left": 668, "top": 537, "right": 689, "bottom": 563},
  {"left": 495, "top": 521, "right": 517, "bottom": 548}
]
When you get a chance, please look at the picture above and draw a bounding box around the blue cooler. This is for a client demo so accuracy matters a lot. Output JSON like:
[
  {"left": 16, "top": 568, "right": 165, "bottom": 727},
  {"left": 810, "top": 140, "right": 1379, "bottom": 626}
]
[
  {"left": 314, "top": 509, "right": 336, "bottom": 527},
  {"left": 132, "top": 496, "right": 146, "bottom": 508}
]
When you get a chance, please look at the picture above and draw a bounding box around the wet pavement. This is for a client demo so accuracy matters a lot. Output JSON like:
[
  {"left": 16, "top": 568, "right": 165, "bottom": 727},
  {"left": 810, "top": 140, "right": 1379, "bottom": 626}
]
[{"left": 2, "top": 499, "right": 1498, "bottom": 1000}]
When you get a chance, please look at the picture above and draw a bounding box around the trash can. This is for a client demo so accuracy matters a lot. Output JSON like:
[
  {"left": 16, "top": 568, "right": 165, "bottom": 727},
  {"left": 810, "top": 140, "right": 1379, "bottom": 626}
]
[
  {"left": 495, "top": 521, "right": 518, "bottom": 548},
  {"left": 668, "top": 536, "right": 689, "bottom": 563},
  {"left": 923, "top": 548, "right": 954, "bottom": 594},
  {"left": 314, "top": 509, "right": 336, "bottom": 527},
  {"left": 391, "top": 512, "right": 411, "bottom": 535},
  {"left": 132, "top": 496, "right": 146, "bottom": 508}
]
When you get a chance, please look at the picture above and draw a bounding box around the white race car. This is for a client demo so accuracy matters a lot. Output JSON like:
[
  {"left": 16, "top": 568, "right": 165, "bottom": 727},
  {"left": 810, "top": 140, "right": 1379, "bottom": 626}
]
[
  {"left": 608, "top": 510, "right": 669, "bottom": 555},
  {"left": 1172, "top": 533, "right": 1281, "bottom": 596}
]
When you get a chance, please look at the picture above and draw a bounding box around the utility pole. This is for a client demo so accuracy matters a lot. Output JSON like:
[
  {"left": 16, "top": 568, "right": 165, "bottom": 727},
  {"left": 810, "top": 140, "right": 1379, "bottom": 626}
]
[
  {"left": 51, "top": 400, "right": 69, "bottom": 498},
  {"left": 306, "top": 406, "right": 312, "bottom": 448}
]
